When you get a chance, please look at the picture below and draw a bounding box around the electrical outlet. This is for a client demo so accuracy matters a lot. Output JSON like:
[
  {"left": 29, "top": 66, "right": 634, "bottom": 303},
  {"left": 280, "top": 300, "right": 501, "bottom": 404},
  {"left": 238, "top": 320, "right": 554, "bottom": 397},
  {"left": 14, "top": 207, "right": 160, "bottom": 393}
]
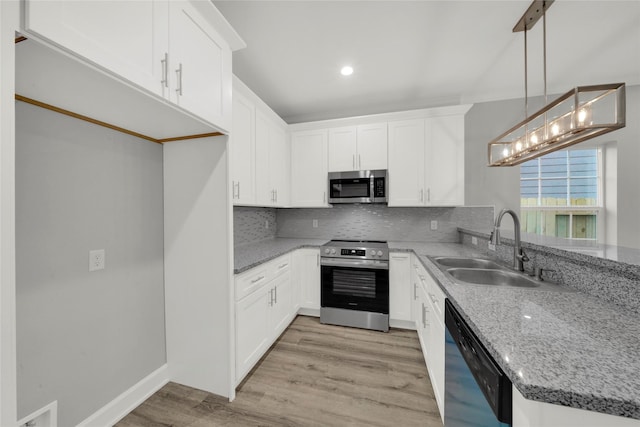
[
  {"left": 472, "top": 236, "right": 478, "bottom": 246},
  {"left": 89, "top": 249, "right": 105, "bottom": 272},
  {"left": 313, "top": 219, "right": 318, "bottom": 228},
  {"left": 430, "top": 220, "right": 438, "bottom": 230}
]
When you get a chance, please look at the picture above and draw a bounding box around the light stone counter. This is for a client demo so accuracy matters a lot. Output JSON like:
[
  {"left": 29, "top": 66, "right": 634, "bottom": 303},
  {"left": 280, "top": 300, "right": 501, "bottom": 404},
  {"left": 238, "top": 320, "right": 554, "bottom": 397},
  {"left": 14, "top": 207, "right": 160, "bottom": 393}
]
[{"left": 236, "top": 239, "right": 640, "bottom": 420}]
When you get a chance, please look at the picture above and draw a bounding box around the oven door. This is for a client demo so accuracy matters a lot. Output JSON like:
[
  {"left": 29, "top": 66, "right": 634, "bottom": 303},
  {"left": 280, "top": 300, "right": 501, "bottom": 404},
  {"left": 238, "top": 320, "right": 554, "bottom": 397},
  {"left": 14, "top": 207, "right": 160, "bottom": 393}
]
[{"left": 321, "top": 258, "right": 389, "bottom": 314}]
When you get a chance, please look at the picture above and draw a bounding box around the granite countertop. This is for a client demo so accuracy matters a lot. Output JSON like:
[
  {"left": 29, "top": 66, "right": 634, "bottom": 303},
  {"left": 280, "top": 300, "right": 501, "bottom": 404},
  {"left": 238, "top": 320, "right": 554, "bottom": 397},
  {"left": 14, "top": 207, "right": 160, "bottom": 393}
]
[
  {"left": 236, "top": 239, "right": 640, "bottom": 420},
  {"left": 234, "top": 237, "right": 328, "bottom": 274}
]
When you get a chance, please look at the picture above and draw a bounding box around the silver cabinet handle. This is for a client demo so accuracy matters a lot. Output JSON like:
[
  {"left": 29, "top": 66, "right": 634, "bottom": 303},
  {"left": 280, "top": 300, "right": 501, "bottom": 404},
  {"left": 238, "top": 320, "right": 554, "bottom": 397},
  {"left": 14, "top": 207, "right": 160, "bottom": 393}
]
[
  {"left": 161, "top": 52, "right": 168, "bottom": 88},
  {"left": 421, "top": 303, "right": 426, "bottom": 328},
  {"left": 175, "top": 63, "right": 183, "bottom": 96},
  {"left": 427, "top": 188, "right": 431, "bottom": 203},
  {"left": 414, "top": 283, "right": 417, "bottom": 300},
  {"left": 429, "top": 293, "right": 437, "bottom": 304},
  {"left": 251, "top": 275, "right": 265, "bottom": 284},
  {"left": 323, "top": 191, "right": 326, "bottom": 204},
  {"left": 274, "top": 286, "right": 277, "bottom": 304},
  {"left": 231, "top": 181, "right": 236, "bottom": 199},
  {"left": 275, "top": 189, "right": 278, "bottom": 203},
  {"left": 269, "top": 288, "right": 274, "bottom": 306},
  {"left": 317, "top": 254, "right": 319, "bottom": 266},
  {"left": 278, "top": 263, "right": 288, "bottom": 269}
]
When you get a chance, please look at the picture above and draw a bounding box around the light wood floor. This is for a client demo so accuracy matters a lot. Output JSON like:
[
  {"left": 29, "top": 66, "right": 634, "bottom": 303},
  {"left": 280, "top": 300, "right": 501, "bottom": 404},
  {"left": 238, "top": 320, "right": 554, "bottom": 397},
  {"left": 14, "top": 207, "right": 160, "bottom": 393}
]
[{"left": 117, "top": 315, "right": 442, "bottom": 426}]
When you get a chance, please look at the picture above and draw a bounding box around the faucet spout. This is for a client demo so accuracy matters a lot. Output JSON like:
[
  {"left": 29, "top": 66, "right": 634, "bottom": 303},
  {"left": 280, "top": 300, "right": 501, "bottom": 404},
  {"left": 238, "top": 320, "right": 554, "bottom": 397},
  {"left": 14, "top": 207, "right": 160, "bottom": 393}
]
[{"left": 492, "top": 208, "right": 528, "bottom": 271}]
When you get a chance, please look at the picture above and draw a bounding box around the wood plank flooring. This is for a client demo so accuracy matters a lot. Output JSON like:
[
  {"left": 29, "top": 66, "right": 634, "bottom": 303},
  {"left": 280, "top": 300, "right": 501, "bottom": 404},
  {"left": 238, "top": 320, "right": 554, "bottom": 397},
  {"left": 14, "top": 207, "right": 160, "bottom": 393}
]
[{"left": 117, "top": 315, "right": 442, "bottom": 426}]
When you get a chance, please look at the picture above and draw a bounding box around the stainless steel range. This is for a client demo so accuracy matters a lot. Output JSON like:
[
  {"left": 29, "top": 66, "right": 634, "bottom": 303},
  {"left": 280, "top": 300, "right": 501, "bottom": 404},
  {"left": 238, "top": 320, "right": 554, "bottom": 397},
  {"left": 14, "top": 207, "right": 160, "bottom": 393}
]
[{"left": 320, "top": 240, "right": 389, "bottom": 332}]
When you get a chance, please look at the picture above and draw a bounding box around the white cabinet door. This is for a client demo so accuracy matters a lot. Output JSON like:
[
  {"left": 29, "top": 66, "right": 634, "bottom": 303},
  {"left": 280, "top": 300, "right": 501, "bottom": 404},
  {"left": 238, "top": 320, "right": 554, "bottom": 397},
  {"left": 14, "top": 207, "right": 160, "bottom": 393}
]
[
  {"left": 389, "top": 253, "right": 412, "bottom": 322},
  {"left": 270, "top": 125, "right": 290, "bottom": 207},
  {"left": 295, "top": 248, "right": 321, "bottom": 311},
  {"left": 169, "top": 0, "right": 231, "bottom": 130},
  {"left": 230, "top": 92, "right": 255, "bottom": 205},
  {"left": 291, "top": 130, "right": 329, "bottom": 207},
  {"left": 417, "top": 280, "right": 431, "bottom": 358},
  {"left": 269, "top": 273, "right": 293, "bottom": 338},
  {"left": 235, "top": 284, "right": 271, "bottom": 383},
  {"left": 328, "top": 127, "right": 357, "bottom": 172},
  {"left": 425, "top": 115, "right": 465, "bottom": 206},
  {"left": 23, "top": 0, "right": 168, "bottom": 97},
  {"left": 357, "top": 123, "right": 388, "bottom": 171},
  {"left": 255, "top": 111, "right": 273, "bottom": 206},
  {"left": 388, "top": 119, "right": 425, "bottom": 206}
]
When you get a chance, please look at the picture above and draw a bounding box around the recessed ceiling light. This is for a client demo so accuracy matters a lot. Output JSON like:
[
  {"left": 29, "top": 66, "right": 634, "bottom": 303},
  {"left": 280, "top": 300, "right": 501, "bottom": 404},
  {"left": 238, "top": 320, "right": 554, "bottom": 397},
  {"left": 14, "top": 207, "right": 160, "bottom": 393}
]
[{"left": 340, "top": 66, "right": 354, "bottom": 76}]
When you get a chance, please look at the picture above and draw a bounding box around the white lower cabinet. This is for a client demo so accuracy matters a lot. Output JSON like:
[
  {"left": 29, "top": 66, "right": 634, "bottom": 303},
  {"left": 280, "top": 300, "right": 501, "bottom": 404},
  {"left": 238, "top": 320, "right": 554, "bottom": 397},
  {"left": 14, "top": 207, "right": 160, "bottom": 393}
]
[
  {"left": 412, "top": 255, "right": 445, "bottom": 423},
  {"left": 294, "top": 248, "right": 321, "bottom": 312},
  {"left": 235, "top": 254, "right": 294, "bottom": 384},
  {"left": 389, "top": 252, "right": 412, "bottom": 324}
]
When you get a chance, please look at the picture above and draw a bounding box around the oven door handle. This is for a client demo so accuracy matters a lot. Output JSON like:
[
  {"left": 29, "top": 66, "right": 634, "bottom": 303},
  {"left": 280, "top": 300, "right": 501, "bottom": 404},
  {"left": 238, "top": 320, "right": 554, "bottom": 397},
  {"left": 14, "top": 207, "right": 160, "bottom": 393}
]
[{"left": 320, "top": 258, "right": 389, "bottom": 270}]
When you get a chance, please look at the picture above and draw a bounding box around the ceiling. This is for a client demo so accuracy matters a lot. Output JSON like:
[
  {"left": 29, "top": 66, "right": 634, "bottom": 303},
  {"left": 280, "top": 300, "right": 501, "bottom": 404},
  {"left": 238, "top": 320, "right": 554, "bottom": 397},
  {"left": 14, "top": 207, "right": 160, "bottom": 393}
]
[{"left": 214, "top": 1, "right": 640, "bottom": 124}]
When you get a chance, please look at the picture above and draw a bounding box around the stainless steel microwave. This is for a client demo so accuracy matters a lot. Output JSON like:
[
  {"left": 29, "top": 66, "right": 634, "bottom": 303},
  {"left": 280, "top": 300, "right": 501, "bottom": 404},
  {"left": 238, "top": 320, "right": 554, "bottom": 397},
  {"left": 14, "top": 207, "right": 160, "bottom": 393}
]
[{"left": 328, "top": 170, "right": 388, "bottom": 204}]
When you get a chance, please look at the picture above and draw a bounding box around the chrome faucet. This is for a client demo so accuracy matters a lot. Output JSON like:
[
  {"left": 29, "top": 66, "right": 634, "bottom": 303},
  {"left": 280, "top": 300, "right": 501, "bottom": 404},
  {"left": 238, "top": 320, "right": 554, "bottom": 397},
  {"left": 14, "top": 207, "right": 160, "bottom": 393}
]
[{"left": 490, "top": 208, "right": 529, "bottom": 272}]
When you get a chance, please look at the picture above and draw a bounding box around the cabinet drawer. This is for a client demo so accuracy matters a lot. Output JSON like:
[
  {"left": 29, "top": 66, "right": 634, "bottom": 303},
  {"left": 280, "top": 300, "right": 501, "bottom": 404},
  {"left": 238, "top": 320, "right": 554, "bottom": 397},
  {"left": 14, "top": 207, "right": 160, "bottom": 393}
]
[
  {"left": 235, "top": 253, "right": 291, "bottom": 301},
  {"left": 269, "top": 254, "right": 291, "bottom": 278},
  {"left": 236, "top": 265, "right": 270, "bottom": 301}
]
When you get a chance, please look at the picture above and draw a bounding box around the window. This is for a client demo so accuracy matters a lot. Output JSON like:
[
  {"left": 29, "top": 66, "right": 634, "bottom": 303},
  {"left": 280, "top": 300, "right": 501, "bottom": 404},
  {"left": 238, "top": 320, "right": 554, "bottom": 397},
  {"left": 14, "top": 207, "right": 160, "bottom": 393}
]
[{"left": 520, "top": 149, "right": 602, "bottom": 240}]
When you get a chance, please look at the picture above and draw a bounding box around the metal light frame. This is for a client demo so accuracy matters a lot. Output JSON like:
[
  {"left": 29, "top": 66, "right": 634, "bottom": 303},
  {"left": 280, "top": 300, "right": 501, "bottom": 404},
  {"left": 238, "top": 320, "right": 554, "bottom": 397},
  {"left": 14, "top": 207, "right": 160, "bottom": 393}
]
[{"left": 487, "top": 1, "right": 626, "bottom": 167}]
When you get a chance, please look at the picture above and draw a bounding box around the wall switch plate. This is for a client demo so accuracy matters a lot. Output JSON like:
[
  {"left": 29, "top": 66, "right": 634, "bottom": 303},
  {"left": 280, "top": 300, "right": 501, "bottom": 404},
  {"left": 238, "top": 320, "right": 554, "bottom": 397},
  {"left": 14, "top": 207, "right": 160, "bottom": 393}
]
[
  {"left": 471, "top": 236, "right": 478, "bottom": 246},
  {"left": 89, "top": 249, "right": 105, "bottom": 271},
  {"left": 430, "top": 220, "right": 438, "bottom": 230},
  {"left": 312, "top": 219, "right": 318, "bottom": 228}
]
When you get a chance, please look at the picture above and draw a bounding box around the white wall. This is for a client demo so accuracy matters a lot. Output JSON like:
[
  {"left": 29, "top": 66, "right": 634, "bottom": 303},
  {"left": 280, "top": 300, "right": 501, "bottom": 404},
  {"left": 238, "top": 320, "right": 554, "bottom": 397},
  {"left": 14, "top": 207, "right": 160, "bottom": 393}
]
[
  {"left": 163, "top": 136, "right": 232, "bottom": 397},
  {"left": 15, "top": 102, "right": 166, "bottom": 426},
  {"left": 465, "top": 85, "right": 639, "bottom": 248}
]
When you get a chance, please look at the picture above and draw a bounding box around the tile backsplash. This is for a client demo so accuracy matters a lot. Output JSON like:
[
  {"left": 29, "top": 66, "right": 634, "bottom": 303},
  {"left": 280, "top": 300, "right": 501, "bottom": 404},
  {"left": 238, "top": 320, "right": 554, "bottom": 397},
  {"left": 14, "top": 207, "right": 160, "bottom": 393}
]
[
  {"left": 276, "top": 205, "right": 493, "bottom": 242},
  {"left": 233, "top": 207, "right": 277, "bottom": 245}
]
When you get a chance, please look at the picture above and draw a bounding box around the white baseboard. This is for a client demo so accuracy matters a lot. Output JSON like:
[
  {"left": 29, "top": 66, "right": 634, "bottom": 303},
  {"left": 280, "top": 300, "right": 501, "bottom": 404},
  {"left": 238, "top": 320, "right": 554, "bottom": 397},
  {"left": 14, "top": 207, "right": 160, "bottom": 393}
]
[
  {"left": 297, "top": 307, "right": 320, "bottom": 317},
  {"left": 76, "top": 364, "right": 170, "bottom": 427},
  {"left": 390, "top": 319, "right": 416, "bottom": 330}
]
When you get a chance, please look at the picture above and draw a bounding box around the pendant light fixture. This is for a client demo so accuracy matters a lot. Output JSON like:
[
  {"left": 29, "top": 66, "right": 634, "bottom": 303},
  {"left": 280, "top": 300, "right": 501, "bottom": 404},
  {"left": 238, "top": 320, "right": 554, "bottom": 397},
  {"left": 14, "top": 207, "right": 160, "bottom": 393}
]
[{"left": 487, "top": 0, "right": 626, "bottom": 167}]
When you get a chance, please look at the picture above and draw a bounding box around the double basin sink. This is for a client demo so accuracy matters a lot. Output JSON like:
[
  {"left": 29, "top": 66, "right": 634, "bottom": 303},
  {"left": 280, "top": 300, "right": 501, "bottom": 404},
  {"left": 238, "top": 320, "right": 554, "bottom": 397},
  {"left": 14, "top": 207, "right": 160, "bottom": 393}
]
[{"left": 429, "top": 256, "right": 573, "bottom": 292}]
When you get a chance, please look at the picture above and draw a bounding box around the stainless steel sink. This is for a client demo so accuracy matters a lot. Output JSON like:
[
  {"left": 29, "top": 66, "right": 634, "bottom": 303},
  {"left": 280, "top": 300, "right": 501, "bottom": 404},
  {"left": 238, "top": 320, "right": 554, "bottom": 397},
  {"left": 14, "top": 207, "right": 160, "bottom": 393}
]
[
  {"left": 447, "top": 268, "right": 540, "bottom": 288},
  {"left": 427, "top": 256, "right": 574, "bottom": 292},
  {"left": 431, "top": 256, "right": 503, "bottom": 270}
]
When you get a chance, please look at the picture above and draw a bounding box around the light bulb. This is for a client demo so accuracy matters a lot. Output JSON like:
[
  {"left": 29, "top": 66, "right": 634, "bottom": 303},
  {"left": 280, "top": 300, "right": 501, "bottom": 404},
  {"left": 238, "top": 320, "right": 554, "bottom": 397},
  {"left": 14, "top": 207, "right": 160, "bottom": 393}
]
[
  {"left": 578, "top": 108, "right": 587, "bottom": 124},
  {"left": 340, "top": 66, "right": 354, "bottom": 76},
  {"left": 551, "top": 123, "right": 560, "bottom": 136},
  {"left": 502, "top": 147, "right": 509, "bottom": 158},
  {"left": 515, "top": 141, "right": 523, "bottom": 151},
  {"left": 530, "top": 133, "right": 538, "bottom": 145}
]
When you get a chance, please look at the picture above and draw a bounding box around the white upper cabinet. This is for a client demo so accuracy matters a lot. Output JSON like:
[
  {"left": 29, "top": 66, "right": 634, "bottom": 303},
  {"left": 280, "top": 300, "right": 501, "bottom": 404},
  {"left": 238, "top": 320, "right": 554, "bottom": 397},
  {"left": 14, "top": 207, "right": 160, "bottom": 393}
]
[
  {"left": 388, "top": 119, "right": 426, "bottom": 206},
  {"left": 255, "top": 110, "right": 289, "bottom": 207},
  {"left": 168, "top": 0, "right": 232, "bottom": 131},
  {"left": 388, "top": 107, "right": 469, "bottom": 207},
  {"left": 22, "top": 0, "right": 168, "bottom": 97},
  {"left": 291, "top": 129, "right": 329, "bottom": 207},
  {"left": 22, "top": 0, "right": 242, "bottom": 133},
  {"left": 328, "top": 123, "right": 387, "bottom": 172},
  {"left": 230, "top": 92, "right": 255, "bottom": 205},
  {"left": 425, "top": 115, "right": 465, "bottom": 206},
  {"left": 328, "top": 127, "right": 357, "bottom": 172},
  {"left": 357, "top": 123, "right": 388, "bottom": 170}
]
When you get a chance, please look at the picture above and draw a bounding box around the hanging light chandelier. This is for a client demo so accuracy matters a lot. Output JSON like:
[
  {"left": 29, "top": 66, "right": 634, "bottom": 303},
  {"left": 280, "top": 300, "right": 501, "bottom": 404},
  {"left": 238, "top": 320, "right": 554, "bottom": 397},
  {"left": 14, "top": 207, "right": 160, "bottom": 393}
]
[{"left": 487, "top": 0, "right": 626, "bottom": 167}]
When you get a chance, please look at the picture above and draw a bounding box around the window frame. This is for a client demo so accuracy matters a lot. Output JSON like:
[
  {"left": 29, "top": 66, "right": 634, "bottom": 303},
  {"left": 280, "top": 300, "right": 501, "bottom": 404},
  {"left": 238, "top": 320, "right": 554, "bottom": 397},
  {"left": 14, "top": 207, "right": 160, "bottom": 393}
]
[{"left": 520, "top": 148, "right": 604, "bottom": 241}]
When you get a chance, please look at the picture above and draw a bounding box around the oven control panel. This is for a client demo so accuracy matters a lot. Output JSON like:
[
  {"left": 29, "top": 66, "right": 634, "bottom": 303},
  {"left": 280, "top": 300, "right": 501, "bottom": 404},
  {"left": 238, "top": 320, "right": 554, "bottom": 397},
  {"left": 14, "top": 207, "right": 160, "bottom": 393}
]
[{"left": 322, "top": 240, "right": 389, "bottom": 261}]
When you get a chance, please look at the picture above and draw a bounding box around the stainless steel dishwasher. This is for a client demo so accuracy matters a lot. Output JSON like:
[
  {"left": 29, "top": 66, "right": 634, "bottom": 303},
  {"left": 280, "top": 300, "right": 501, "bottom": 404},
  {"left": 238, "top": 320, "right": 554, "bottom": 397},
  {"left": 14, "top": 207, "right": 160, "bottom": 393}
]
[{"left": 444, "top": 299, "right": 512, "bottom": 427}]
